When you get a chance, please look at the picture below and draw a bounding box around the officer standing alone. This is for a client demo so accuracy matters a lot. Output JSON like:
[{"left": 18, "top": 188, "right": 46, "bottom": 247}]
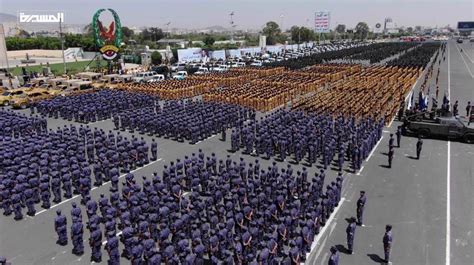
[
  {"left": 346, "top": 217, "right": 357, "bottom": 254},
  {"left": 396, "top": 126, "right": 402, "bottom": 148},
  {"left": 388, "top": 148, "right": 394, "bottom": 168},
  {"left": 356, "top": 191, "right": 366, "bottom": 226},
  {"left": 383, "top": 224, "right": 393, "bottom": 264},
  {"left": 416, "top": 137, "right": 423, "bottom": 159}
]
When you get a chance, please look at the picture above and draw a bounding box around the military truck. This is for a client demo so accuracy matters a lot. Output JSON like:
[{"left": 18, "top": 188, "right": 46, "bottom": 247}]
[{"left": 403, "top": 111, "right": 474, "bottom": 143}]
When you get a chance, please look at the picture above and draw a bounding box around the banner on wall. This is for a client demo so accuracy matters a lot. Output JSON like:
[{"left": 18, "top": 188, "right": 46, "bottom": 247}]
[
  {"left": 227, "top": 49, "right": 241, "bottom": 58},
  {"left": 177, "top": 48, "right": 203, "bottom": 62},
  {"left": 210, "top": 50, "right": 226, "bottom": 60}
]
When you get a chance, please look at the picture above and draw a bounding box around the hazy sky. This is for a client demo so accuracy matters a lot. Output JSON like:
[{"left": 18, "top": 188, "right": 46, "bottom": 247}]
[{"left": 1, "top": 0, "right": 473, "bottom": 30}]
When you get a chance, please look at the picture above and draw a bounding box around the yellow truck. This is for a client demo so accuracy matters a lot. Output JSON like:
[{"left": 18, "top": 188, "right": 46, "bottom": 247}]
[
  {"left": 0, "top": 87, "right": 32, "bottom": 106},
  {"left": 11, "top": 88, "right": 52, "bottom": 109}
]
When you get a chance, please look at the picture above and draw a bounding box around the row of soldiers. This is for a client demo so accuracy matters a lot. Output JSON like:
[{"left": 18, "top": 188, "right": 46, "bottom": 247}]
[
  {"left": 387, "top": 43, "right": 443, "bottom": 69},
  {"left": 34, "top": 90, "right": 157, "bottom": 124},
  {"left": 231, "top": 109, "right": 384, "bottom": 173},
  {"left": 349, "top": 42, "right": 417, "bottom": 64},
  {"left": 54, "top": 150, "right": 345, "bottom": 264},
  {"left": 265, "top": 43, "right": 367, "bottom": 70},
  {"left": 0, "top": 110, "right": 47, "bottom": 138},
  {"left": 0, "top": 124, "right": 154, "bottom": 221},
  {"left": 114, "top": 100, "right": 253, "bottom": 144},
  {"left": 119, "top": 78, "right": 216, "bottom": 100}
]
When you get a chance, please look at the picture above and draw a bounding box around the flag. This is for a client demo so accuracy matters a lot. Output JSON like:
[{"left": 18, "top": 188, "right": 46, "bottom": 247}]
[{"left": 443, "top": 93, "right": 448, "bottom": 105}]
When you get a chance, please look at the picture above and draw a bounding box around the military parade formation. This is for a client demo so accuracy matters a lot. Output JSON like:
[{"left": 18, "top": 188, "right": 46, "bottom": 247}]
[{"left": 2, "top": 38, "right": 468, "bottom": 265}]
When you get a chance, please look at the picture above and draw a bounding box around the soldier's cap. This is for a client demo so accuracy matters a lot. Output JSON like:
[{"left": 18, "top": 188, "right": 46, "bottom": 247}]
[
  {"left": 360, "top": 190, "right": 365, "bottom": 194},
  {"left": 330, "top": 246, "right": 337, "bottom": 253},
  {"left": 386, "top": 224, "right": 392, "bottom": 230},
  {"left": 56, "top": 209, "right": 61, "bottom": 215}
]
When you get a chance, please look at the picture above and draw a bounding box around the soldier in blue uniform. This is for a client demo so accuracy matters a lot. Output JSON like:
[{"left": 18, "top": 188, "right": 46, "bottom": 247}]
[
  {"left": 388, "top": 134, "right": 394, "bottom": 150},
  {"left": 131, "top": 238, "right": 143, "bottom": 265},
  {"left": 383, "top": 224, "right": 393, "bottom": 264},
  {"left": 388, "top": 148, "right": 394, "bottom": 168},
  {"left": 89, "top": 223, "right": 102, "bottom": 262},
  {"left": 396, "top": 126, "right": 402, "bottom": 147},
  {"left": 105, "top": 231, "right": 120, "bottom": 265},
  {"left": 346, "top": 217, "right": 357, "bottom": 254},
  {"left": 25, "top": 187, "right": 36, "bottom": 216},
  {"left": 0, "top": 184, "right": 12, "bottom": 216},
  {"left": 328, "top": 246, "right": 339, "bottom": 265},
  {"left": 62, "top": 172, "right": 73, "bottom": 198},
  {"left": 11, "top": 189, "right": 23, "bottom": 220},
  {"left": 416, "top": 137, "right": 423, "bottom": 159},
  {"left": 40, "top": 179, "right": 50, "bottom": 209},
  {"left": 54, "top": 210, "right": 68, "bottom": 246},
  {"left": 71, "top": 218, "right": 84, "bottom": 255},
  {"left": 356, "top": 191, "right": 366, "bottom": 226},
  {"left": 151, "top": 139, "right": 158, "bottom": 161}
]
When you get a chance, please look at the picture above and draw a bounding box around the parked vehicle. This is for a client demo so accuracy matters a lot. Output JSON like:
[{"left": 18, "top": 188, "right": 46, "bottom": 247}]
[
  {"left": 194, "top": 67, "right": 210, "bottom": 75},
  {"left": 171, "top": 63, "right": 187, "bottom": 72},
  {"left": 147, "top": 75, "right": 165, "bottom": 83},
  {"left": 250, "top": 60, "right": 263, "bottom": 67},
  {"left": 173, "top": 71, "right": 188, "bottom": 80},
  {"left": 133, "top": 72, "right": 159, "bottom": 83},
  {"left": 0, "top": 87, "right": 32, "bottom": 106},
  {"left": 11, "top": 88, "right": 52, "bottom": 109},
  {"left": 403, "top": 112, "right": 474, "bottom": 143}
]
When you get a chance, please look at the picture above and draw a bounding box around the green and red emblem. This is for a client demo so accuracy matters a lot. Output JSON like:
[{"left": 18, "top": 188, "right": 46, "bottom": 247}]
[{"left": 92, "top": 8, "right": 123, "bottom": 60}]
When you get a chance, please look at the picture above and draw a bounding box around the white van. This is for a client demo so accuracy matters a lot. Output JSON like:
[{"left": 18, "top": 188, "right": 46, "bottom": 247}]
[
  {"left": 147, "top": 75, "right": 165, "bottom": 83},
  {"left": 133, "top": 71, "right": 158, "bottom": 83}
]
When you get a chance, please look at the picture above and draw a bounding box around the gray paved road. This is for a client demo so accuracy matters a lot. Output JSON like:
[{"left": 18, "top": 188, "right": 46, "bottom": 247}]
[
  {"left": 0, "top": 40, "right": 472, "bottom": 265},
  {"left": 308, "top": 40, "right": 474, "bottom": 265},
  {"left": 0, "top": 107, "right": 350, "bottom": 264}
]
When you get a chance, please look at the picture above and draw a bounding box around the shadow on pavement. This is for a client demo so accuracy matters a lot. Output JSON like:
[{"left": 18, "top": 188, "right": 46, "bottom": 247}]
[
  {"left": 367, "top": 253, "right": 385, "bottom": 264},
  {"left": 335, "top": 244, "right": 351, "bottom": 254}
]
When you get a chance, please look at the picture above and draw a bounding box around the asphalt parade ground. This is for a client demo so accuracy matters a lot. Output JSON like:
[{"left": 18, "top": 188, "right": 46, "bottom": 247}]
[
  {"left": 308, "top": 40, "right": 474, "bottom": 265},
  {"left": 0, "top": 40, "right": 472, "bottom": 265}
]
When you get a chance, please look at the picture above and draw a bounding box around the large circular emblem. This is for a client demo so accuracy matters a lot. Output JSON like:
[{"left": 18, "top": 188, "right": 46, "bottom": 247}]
[
  {"left": 92, "top": 9, "right": 123, "bottom": 60},
  {"left": 376, "top": 23, "right": 381, "bottom": 28}
]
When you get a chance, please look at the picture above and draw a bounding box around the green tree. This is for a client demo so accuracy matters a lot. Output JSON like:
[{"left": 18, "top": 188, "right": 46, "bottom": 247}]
[
  {"left": 151, "top": 51, "right": 162, "bottom": 65},
  {"left": 140, "top": 27, "right": 164, "bottom": 42},
  {"left": 203, "top": 35, "right": 215, "bottom": 47},
  {"left": 355, "top": 22, "right": 369, "bottom": 40},
  {"left": 335, "top": 24, "right": 346, "bottom": 34},
  {"left": 262, "top": 21, "right": 282, "bottom": 45},
  {"left": 122, "top": 26, "right": 134, "bottom": 38},
  {"left": 290, "top": 26, "right": 314, "bottom": 43}
]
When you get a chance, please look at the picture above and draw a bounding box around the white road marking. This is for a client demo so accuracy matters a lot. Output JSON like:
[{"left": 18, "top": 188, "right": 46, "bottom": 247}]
[
  {"left": 195, "top": 134, "right": 218, "bottom": 144},
  {"left": 383, "top": 130, "right": 390, "bottom": 133},
  {"left": 304, "top": 198, "right": 345, "bottom": 263},
  {"left": 356, "top": 166, "right": 365, "bottom": 175},
  {"left": 454, "top": 43, "right": 474, "bottom": 78},
  {"left": 35, "top": 158, "right": 163, "bottom": 216},
  {"left": 102, "top": 231, "right": 123, "bottom": 245},
  {"left": 366, "top": 135, "right": 384, "bottom": 162},
  {"left": 446, "top": 41, "right": 451, "bottom": 265},
  {"left": 87, "top": 119, "right": 109, "bottom": 125},
  {"left": 387, "top": 116, "right": 396, "bottom": 128},
  {"left": 446, "top": 141, "right": 451, "bottom": 265},
  {"left": 457, "top": 44, "right": 474, "bottom": 63}
]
